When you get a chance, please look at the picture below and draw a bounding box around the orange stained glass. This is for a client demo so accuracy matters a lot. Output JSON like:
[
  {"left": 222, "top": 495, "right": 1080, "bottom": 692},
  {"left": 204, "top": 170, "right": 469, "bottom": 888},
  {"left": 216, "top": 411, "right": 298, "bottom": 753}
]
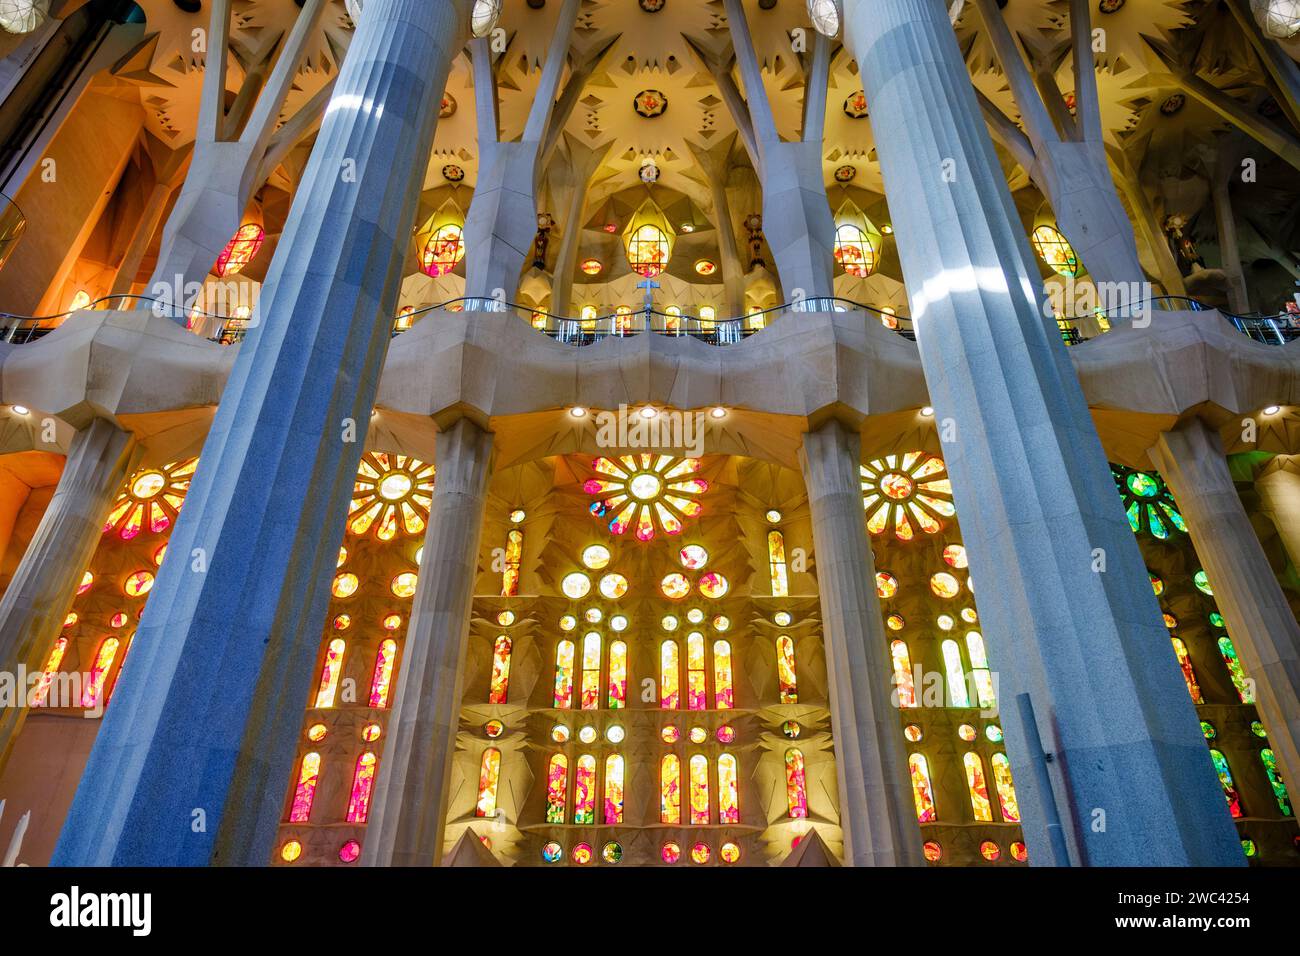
[
  {"left": 777, "top": 635, "right": 797, "bottom": 703},
  {"left": 627, "top": 223, "right": 670, "bottom": 277},
  {"left": 553, "top": 640, "right": 575, "bottom": 708},
  {"left": 963, "top": 752, "right": 993, "bottom": 822},
  {"left": 31, "top": 636, "right": 69, "bottom": 707},
  {"left": 909, "top": 753, "right": 937, "bottom": 822},
  {"left": 214, "top": 222, "right": 265, "bottom": 277},
  {"left": 686, "top": 632, "right": 706, "bottom": 710},
  {"left": 689, "top": 754, "right": 710, "bottom": 824},
  {"left": 604, "top": 754, "right": 625, "bottom": 824},
  {"left": 785, "top": 749, "right": 808, "bottom": 819},
  {"left": 347, "top": 454, "right": 434, "bottom": 539},
  {"left": 489, "top": 634, "right": 511, "bottom": 704},
  {"left": 501, "top": 529, "right": 523, "bottom": 596},
  {"left": 474, "top": 748, "right": 501, "bottom": 818},
  {"left": 346, "top": 751, "right": 378, "bottom": 823},
  {"left": 833, "top": 222, "right": 877, "bottom": 277},
  {"left": 1171, "top": 637, "right": 1203, "bottom": 704},
  {"left": 81, "top": 637, "right": 120, "bottom": 708},
  {"left": 965, "top": 631, "right": 996, "bottom": 708},
  {"left": 607, "top": 640, "right": 627, "bottom": 708},
  {"left": 581, "top": 632, "right": 601, "bottom": 710},
  {"left": 767, "top": 530, "right": 789, "bottom": 597},
  {"left": 289, "top": 752, "right": 320, "bottom": 822},
  {"left": 421, "top": 223, "right": 465, "bottom": 277},
  {"left": 104, "top": 459, "right": 197, "bottom": 541},
  {"left": 660, "top": 754, "right": 681, "bottom": 824},
  {"left": 314, "top": 638, "right": 346, "bottom": 707},
  {"left": 660, "top": 640, "right": 680, "bottom": 709},
  {"left": 718, "top": 753, "right": 740, "bottom": 823},
  {"left": 713, "top": 640, "right": 734, "bottom": 709},
  {"left": 573, "top": 754, "right": 596, "bottom": 824},
  {"left": 943, "top": 639, "right": 971, "bottom": 708},
  {"left": 991, "top": 753, "right": 1020, "bottom": 823},
  {"left": 369, "top": 638, "right": 398, "bottom": 708},
  {"left": 890, "top": 639, "right": 916, "bottom": 708},
  {"left": 545, "top": 754, "right": 568, "bottom": 823}
]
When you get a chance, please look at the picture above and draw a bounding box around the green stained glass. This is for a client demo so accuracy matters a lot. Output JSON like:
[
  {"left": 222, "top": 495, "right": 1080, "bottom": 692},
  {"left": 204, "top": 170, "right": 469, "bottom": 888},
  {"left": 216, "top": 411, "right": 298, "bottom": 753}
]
[
  {"left": 1194, "top": 570, "right": 1213, "bottom": 596},
  {"left": 1260, "top": 749, "right": 1292, "bottom": 816},
  {"left": 1147, "top": 505, "right": 1167, "bottom": 539},
  {"left": 1217, "top": 636, "right": 1254, "bottom": 703},
  {"left": 1209, "top": 612, "right": 1225, "bottom": 628},
  {"left": 986, "top": 724, "right": 1004, "bottom": 743},
  {"left": 1160, "top": 501, "right": 1187, "bottom": 532},
  {"left": 1251, "top": 721, "right": 1267, "bottom": 739},
  {"left": 1127, "top": 472, "right": 1159, "bottom": 498},
  {"left": 1209, "top": 749, "right": 1243, "bottom": 818},
  {"left": 1200, "top": 720, "right": 1216, "bottom": 740},
  {"left": 1241, "top": 839, "right": 1256, "bottom": 858},
  {"left": 1125, "top": 500, "right": 1140, "bottom": 532}
]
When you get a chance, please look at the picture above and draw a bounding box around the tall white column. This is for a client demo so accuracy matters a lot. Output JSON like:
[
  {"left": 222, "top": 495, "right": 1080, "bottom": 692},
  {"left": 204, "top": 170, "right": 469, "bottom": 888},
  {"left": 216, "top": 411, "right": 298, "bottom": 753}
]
[
  {"left": 841, "top": 0, "right": 1243, "bottom": 865},
  {"left": 799, "top": 420, "right": 923, "bottom": 866},
  {"left": 1255, "top": 455, "right": 1300, "bottom": 574},
  {"left": 362, "top": 418, "right": 494, "bottom": 866}
]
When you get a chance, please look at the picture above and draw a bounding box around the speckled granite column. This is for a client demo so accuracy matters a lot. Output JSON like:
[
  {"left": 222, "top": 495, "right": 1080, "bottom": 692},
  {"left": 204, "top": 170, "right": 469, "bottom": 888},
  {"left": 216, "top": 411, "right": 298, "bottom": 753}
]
[
  {"left": 1150, "top": 419, "right": 1300, "bottom": 805},
  {"left": 52, "top": 0, "right": 471, "bottom": 866},
  {"left": 0, "top": 418, "right": 140, "bottom": 772},
  {"left": 362, "top": 418, "right": 493, "bottom": 866},
  {"left": 842, "top": 0, "right": 1243, "bottom": 865},
  {"left": 799, "top": 420, "right": 922, "bottom": 866}
]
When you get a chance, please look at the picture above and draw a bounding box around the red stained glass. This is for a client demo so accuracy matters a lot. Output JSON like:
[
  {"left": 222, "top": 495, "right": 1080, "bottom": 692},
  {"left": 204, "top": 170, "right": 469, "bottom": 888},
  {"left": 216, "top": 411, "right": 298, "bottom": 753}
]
[
  {"left": 785, "top": 749, "right": 808, "bottom": 819},
  {"left": 489, "top": 634, "right": 511, "bottom": 704},
  {"left": 369, "top": 638, "right": 397, "bottom": 708},
  {"left": 346, "top": 751, "right": 378, "bottom": 823},
  {"left": 289, "top": 752, "right": 321, "bottom": 823},
  {"left": 214, "top": 223, "right": 265, "bottom": 277}
]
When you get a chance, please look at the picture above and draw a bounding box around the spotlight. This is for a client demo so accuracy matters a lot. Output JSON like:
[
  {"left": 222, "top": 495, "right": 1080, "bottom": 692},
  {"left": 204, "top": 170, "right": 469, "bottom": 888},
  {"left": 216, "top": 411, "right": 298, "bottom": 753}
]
[
  {"left": 1263, "top": 405, "right": 1281, "bottom": 415},
  {"left": 639, "top": 406, "right": 658, "bottom": 419},
  {"left": 570, "top": 406, "right": 587, "bottom": 418},
  {"left": 920, "top": 406, "right": 934, "bottom": 417},
  {"left": 709, "top": 406, "right": 726, "bottom": 419},
  {"left": 881, "top": 224, "right": 894, "bottom": 234},
  {"left": 12, "top": 405, "right": 28, "bottom": 415}
]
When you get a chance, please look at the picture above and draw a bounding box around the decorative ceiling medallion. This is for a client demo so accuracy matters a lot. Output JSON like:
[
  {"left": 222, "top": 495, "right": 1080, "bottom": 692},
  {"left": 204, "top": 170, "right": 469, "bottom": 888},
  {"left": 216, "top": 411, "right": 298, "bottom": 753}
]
[
  {"left": 834, "top": 165, "right": 856, "bottom": 183},
  {"left": 580, "top": 258, "right": 603, "bottom": 275},
  {"left": 440, "top": 93, "right": 457, "bottom": 118},
  {"left": 442, "top": 164, "right": 465, "bottom": 182},
  {"left": 639, "top": 0, "right": 666, "bottom": 10},
  {"left": 1159, "top": 93, "right": 1185, "bottom": 115},
  {"left": 694, "top": 259, "right": 717, "bottom": 276},
  {"left": 1098, "top": 0, "right": 1124, "bottom": 12},
  {"left": 842, "top": 90, "right": 868, "bottom": 118},
  {"left": 634, "top": 89, "right": 668, "bottom": 118},
  {"left": 639, "top": 161, "right": 660, "bottom": 183}
]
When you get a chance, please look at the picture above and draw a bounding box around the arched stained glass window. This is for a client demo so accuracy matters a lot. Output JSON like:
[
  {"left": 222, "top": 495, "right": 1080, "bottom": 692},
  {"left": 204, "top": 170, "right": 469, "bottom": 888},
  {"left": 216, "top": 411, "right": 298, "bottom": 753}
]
[
  {"left": 686, "top": 632, "right": 707, "bottom": 710},
  {"left": 581, "top": 632, "right": 602, "bottom": 710},
  {"left": 627, "top": 223, "right": 670, "bottom": 277},
  {"left": 489, "top": 634, "right": 511, "bottom": 704},
  {"left": 501, "top": 529, "right": 523, "bottom": 596},
  {"left": 1170, "top": 637, "right": 1203, "bottom": 704},
  {"left": 908, "top": 753, "right": 936, "bottom": 822},
  {"left": 1030, "top": 224, "right": 1080, "bottom": 278},
  {"left": 990, "top": 753, "right": 1020, "bottom": 823},
  {"left": 31, "top": 636, "right": 68, "bottom": 707},
  {"left": 1208, "top": 749, "right": 1243, "bottom": 818},
  {"left": 1216, "top": 636, "right": 1254, "bottom": 703},
  {"left": 347, "top": 751, "right": 378, "bottom": 823},
  {"left": 475, "top": 748, "right": 501, "bottom": 818},
  {"left": 369, "top": 638, "right": 398, "bottom": 708},
  {"left": 890, "top": 640, "right": 916, "bottom": 708},
  {"left": 777, "top": 635, "right": 797, "bottom": 703},
  {"left": 607, "top": 640, "right": 627, "bottom": 708},
  {"left": 574, "top": 754, "right": 597, "bottom": 824},
  {"left": 315, "top": 638, "right": 345, "bottom": 708},
  {"left": 81, "top": 637, "right": 120, "bottom": 709},
  {"left": 546, "top": 754, "right": 568, "bottom": 823},
  {"left": 289, "top": 752, "right": 320, "bottom": 823},
  {"left": 785, "top": 748, "right": 808, "bottom": 819},
  {"left": 713, "top": 640, "right": 734, "bottom": 709},
  {"left": 661, "top": 640, "right": 680, "bottom": 709},
  {"left": 661, "top": 754, "right": 681, "bottom": 824},
  {"left": 965, "top": 632, "right": 996, "bottom": 708},
  {"left": 689, "top": 754, "right": 710, "bottom": 824},
  {"left": 1259, "top": 749, "right": 1292, "bottom": 816},
  {"left": 420, "top": 223, "right": 465, "bottom": 277},
  {"left": 963, "top": 752, "right": 993, "bottom": 822},
  {"left": 718, "top": 753, "right": 740, "bottom": 823},
  {"left": 768, "top": 530, "right": 789, "bottom": 596},
  {"left": 833, "top": 222, "right": 877, "bottom": 277},
  {"left": 942, "top": 639, "right": 971, "bottom": 708},
  {"left": 553, "top": 640, "right": 575, "bottom": 709},
  {"left": 604, "top": 754, "right": 625, "bottom": 824}
]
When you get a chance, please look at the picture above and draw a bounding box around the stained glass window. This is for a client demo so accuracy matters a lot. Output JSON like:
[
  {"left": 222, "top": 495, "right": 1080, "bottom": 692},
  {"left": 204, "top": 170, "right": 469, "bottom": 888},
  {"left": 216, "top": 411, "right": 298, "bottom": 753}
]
[
  {"left": 553, "top": 640, "right": 575, "bottom": 708},
  {"left": 489, "top": 634, "right": 511, "bottom": 704},
  {"left": 661, "top": 754, "right": 681, "bottom": 824},
  {"left": 627, "top": 223, "right": 670, "bottom": 277},
  {"left": 785, "top": 749, "right": 809, "bottom": 819},
  {"left": 713, "top": 640, "right": 734, "bottom": 709},
  {"left": 369, "top": 638, "right": 397, "bottom": 708},
  {"left": 963, "top": 752, "right": 993, "bottom": 822},
  {"left": 608, "top": 640, "right": 627, "bottom": 708},
  {"left": 81, "top": 637, "right": 120, "bottom": 708},
  {"left": 1259, "top": 749, "right": 1292, "bottom": 816},
  {"left": 833, "top": 222, "right": 877, "bottom": 277},
  {"left": 687, "top": 632, "right": 707, "bottom": 710},
  {"left": 1216, "top": 636, "right": 1254, "bottom": 703},
  {"left": 574, "top": 754, "right": 597, "bottom": 824},
  {"left": 347, "top": 751, "right": 378, "bottom": 823},
  {"left": 315, "top": 638, "right": 345, "bottom": 708},
  {"left": 1030, "top": 224, "right": 1080, "bottom": 278},
  {"left": 689, "top": 754, "right": 710, "bottom": 824},
  {"left": 475, "top": 748, "right": 501, "bottom": 818},
  {"left": 991, "top": 753, "right": 1020, "bottom": 823},
  {"left": 546, "top": 755, "right": 568, "bottom": 823},
  {"left": 502, "top": 529, "right": 523, "bottom": 596},
  {"left": 347, "top": 454, "right": 434, "bottom": 540},
  {"left": 661, "top": 640, "right": 680, "bottom": 708},
  {"left": 584, "top": 455, "right": 707, "bottom": 542},
  {"left": 31, "top": 636, "right": 68, "bottom": 707},
  {"left": 604, "top": 754, "right": 625, "bottom": 824},
  {"left": 768, "top": 530, "right": 789, "bottom": 596},
  {"left": 581, "top": 632, "right": 601, "bottom": 710},
  {"left": 421, "top": 223, "right": 465, "bottom": 277},
  {"left": 1170, "top": 637, "right": 1203, "bottom": 704},
  {"left": 718, "top": 753, "right": 740, "bottom": 823},
  {"left": 289, "top": 752, "right": 320, "bottom": 823},
  {"left": 965, "top": 631, "right": 996, "bottom": 708},
  {"left": 214, "top": 222, "right": 265, "bottom": 277},
  {"left": 777, "top": 635, "right": 797, "bottom": 703},
  {"left": 909, "top": 754, "right": 937, "bottom": 822},
  {"left": 942, "top": 639, "right": 971, "bottom": 708},
  {"left": 861, "top": 453, "right": 952, "bottom": 539},
  {"left": 891, "top": 640, "right": 916, "bottom": 708},
  {"left": 1208, "top": 749, "right": 1243, "bottom": 818}
]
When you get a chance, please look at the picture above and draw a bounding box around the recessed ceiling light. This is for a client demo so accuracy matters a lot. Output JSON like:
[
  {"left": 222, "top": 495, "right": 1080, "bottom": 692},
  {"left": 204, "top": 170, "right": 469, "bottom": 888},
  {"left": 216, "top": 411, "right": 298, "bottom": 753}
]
[
  {"left": 920, "top": 406, "right": 934, "bottom": 417},
  {"left": 640, "top": 406, "right": 658, "bottom": 419},
  {"left": 12, "top": 405, "right": 28, "bottom": 415},
  {"left": 881, "top": 224, "right": 893, "bottom": 234},
  {"left": 710, "top": 406, "right": 726, "bottom": 419},
  {"left": 1263, "top": 405, "right": 1281, "bottom": 415},
  {"left": 570, "top": 406, "right": 587, "bottom": 418}
]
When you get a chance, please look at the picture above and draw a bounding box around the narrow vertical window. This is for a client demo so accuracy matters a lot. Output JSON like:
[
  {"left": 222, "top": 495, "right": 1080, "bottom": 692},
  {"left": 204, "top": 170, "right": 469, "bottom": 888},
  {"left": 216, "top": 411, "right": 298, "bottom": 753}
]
[
  {"left": 963, "top": 752, "right": 993, "bottom": 822},
  {"left": 489, "top": 634, "right": 511, "bottom": 704},
  {"left": 81, "top": 637, "right": 121, "bottom": 709},
  {"left": 890, "top": 640, "right": 916, "bottom": 708},
  {"left": 1216, "top": 637, "right": 1254, "bottom": 703},
  {"left": 713, "top": 640, "right": 734, "bottom": 709},
  {"left": 369, "top": 638, "right": 398, "bottom": 708},
  {"left": 581, "top": 632, "right": 601, "bottom": 710},
  {"left": 501, "top": 529, "right": 523, "bottom": 596},
  {"left": 31, "top": 636, "right": 68, "bottom": 707},
  {"left": 604, "top": 754, "right": 625, "bottom": 824},
  {"left": 553, "top": 640, "right": 575, "bottom": 708},
  {"left": 777, "top": 635, "right": 797, "bottom": 703},
  {"left": 718, "top": 753, "right": 740, "bottom": 823},
  {"left": 990, "top": 753, "right": 1021, "bottom": 823},
  {"left": 784, "top": 749, "right": 808, "bottom": 819},
  {"left": 767, "top": 530, "right": 789, "bottom": 596},
  {"left": 689, "top": 754, "right": 710, "bottom": 824},
  {"left": 660, "top": 754, "right": 681, "bottom": 824},
  {"left": 660, "top": 640, "right": 680, "bottom": 709},
  {"left": 964, "top": 631, "right": 996, "bottom": 708},
  {"left": 607, "top": 640, "right": 627, "bottom": 709},
  {"left": 1259, "top": 749, "right": 1292, "bottom": 816},
  {"left": 1208, "top": 749, "right": 1243, "bottom": 818},
  {"left": 314, "top": 638, "right": 345, "bottom": 708},
  {"left": 289, "top": 752, "right": 321, "bottom": 822},
  {"left": 573, "top": 754, "right": 596, "bottom": 824},
  {"left": 347, "top": 751, "right": 378, "bottom": 822},
  {"left": 686, "top": 632, "right": 706, "bottom": 710},
  {"left": 475, "top": 748, "right": 501, "bottom": 818},
  {"left": 942, "top": 639, "right": 971, "bottom": 708},
  {"left": 908, "top": 754, "right": 936, "bottom": 822},
  {"left": 1170, "top": 637, "right": 1202, "bottom": 704},
  {"left": 545, "top": 754, "right": 568, "bottom": 823}
]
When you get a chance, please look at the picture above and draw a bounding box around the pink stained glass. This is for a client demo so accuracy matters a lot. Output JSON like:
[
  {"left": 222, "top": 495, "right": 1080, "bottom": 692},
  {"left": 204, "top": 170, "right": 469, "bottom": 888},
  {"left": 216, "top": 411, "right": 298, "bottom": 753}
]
[
  {"left": 689, "top": 754, "right": 710, "bottom": 825},
  {"left": 785, "top": 749, "right": 808, "bottom": 819},
  {"left": 777, "top": 636, "right": 797, "bottom": 704},
  {"left": 213, "top": 222, "right": 265, "bottom": 277},
  {"left": 718, "top": 753, "right": 740, "bottom": 824},
  {"left": 474, "top": 748, "right": 501, "bottom": 818},
  {"left": 314, "top": 638, "right": 345, "bottom": 708},
  {"left": 607, "top": 640, "right": 627, "bottom": 708},
  {"left": 686, "top": 632, "right": 706, "bottom": 711},
  {"left": 963, "top": 752, "right": 993, "bottom": 822},
  {"left": 553, "top": 640, "right": 574, "bottom": 708},
  {"left": 81, "top": 637, "right": 120, "bottom": 709},
  {"left": 31, "top": 636, "right": 68, "bottom": 707},
  {"left": 909, "top": 753, "right": 937, "bottom": 822},
  {"left": 346, "top": 751, "right": 378, "bottom": 823},
  {"left": 603, "top": 755, "right": 625, "bottom": 824},
  {"left": 660, "top": 755, "right": 681, "bottom": 824},
  {"left": 369, "top": 639, "right": 398, "bottom": 708},
  {"left": 489, "top": 634, "right": 511, "bottom": 704},
  {"left": 991, "top": 753, "right": 1021, "bottom": 823},
  {"left": 890, "top": 640, "right": 916, "bottom": 708},
  {"left": 660, "top": 641, "right": 680, "bottom": 709},
  {"left": 289, "top": 752, "right": 321, "bottom": 822},
  {"left": 573, "top": 754, "right": 596, "bottom": 824},
  {"left": 545, "top": 754, "right": 568, "bottom": 823},
  {"left": 713, "top": 640, "right": 734, "bottom": 709}
]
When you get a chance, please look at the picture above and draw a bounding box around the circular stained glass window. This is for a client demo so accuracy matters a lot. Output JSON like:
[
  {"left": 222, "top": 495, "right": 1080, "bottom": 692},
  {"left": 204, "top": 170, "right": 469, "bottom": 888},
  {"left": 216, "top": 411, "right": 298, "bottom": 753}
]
[
  {"left": 661, "top": 573, "right": 691, "bottom": 599},
  {"left": 958, "top": 724, "right": 976, "bottom": 742},
  {"left": 699, "top": 572, "right": 729, "bottom": 598},
  {"left": 559, "top": 614, "right": 577, "bottom": 631},
  {"left": 686, "top": 608, "right": 704, "bottom": 624},
  {"left": 578, "top": 725, "right": 597, "bottom": 744},
  {"left": 599, "top": 573, "right": 629, "bottom": 599},
  {"left": 629, "top": 472, "right": 663, "bottom": 500},
  {"left": 904, "top": 724, "right": 922, "bottom": 742},
  {"left": 391, "top": 572, "right": 418, "bottom": 598},
  {"left": 1251, "top": 721, "right": 1268, "bottom": 738},
  {"left": 1194, "top": 570, "right": 1213, "bottom": 596},
  {"left": 541, "top": 842, "right": 563, "bottom": 863},
  {"left": 720, "top": 842, "right": 741, "bottom": 864},
  {"left": 661, "top": 725, "right": 680, "bottom": 743},
  {"left": 572, "top": 842, "right": 593, "bottom": 864},
  {"left": 766, "top": 509, "right": 783, "bottom": 523},
  {"left": 581, "top": 544, "right": 611, "bottom": 570},
  {"left": 782, "top": 720, "right": 801, "bottom": 739},
  {"left": 333, "top": 573, "right": 360, "bottom": 598},
  {"left": 880, "top": 472, "right": 913, "bottom": 499},
  {"left": 886, "top": 613, "right": 905, "bottom": 630},
  {"left": 585, "top": 607, "right": 602, "bottom": 623},
  {"left": 1127, "top": 472, "right": 1160, "bottom": 498},
  {"left": 383, "top": 614, "right": 402, "bottom": 630},
  {"left": 923, "top": 841, "right": 942, "bottom": 862},
  {"left": 661, "top": 841, "right": 682, "bottom": 864},
  {"left": 979, "top": 841, "right": 1000, "bottom": 862},
  {"left": 774, "top": 611, "right": 792, "bottom": 626},
  {"left": 875, "top": 571, "right": 898, "bottom": 599},
  {"left": 485, "top": 719, "right": 504, "bottom": 739},
  {"left": 716, "top": 724, "right": 736, "bottom": 743},
  {"left": 333, "top": 613, "right": 351, "bottom": 630},
  {"left": 378, "top": 471, "right": 413, "bottom": 501},
  {"left": 712, "top": 615, "right": 730, "bottom": 632},
  {"left": 943, "top": 544, "right": 968, "bottom": 568},
  {"left": 131, "top": 471, "right": 166, "bottom": 499},
  {"left": 689, "top": 726, "right": 708, "bottom": 744},
  {"left": 610, "top": 614, "right": 628, "bottom": 632},
  {"left": 1241, "top": 839, "right": 1257, "bottom": 858},
  {"left": 937, "top": 614, "right": 954, "bottom": 631},
  {"left": 1201, "top": 720, "right": 1216, "bottom": 740},
  {"left": 280, "top": 841, "right": 302, "bottom": 863},
  {"left": 680, "top": 544, "right": 709, "bottom": 569},
  {"left": 1210, "top": 612, "right": 1225, "bottom": 628},
  {"left": 497, "top": 610, "right": 515, "bottom": 626},
  {"left": 307, "top": 723, "right": 328, "bottom": 742},
  {"left": 690, "top": 842, "right": 711, "bottom": 864},
  {"left": 562, "top": 572, "right": 591, "bottom": 598},
  {"left": 124, "top": 570, "right": 154, "bottom": 597},
  {"left": 986, "top": 724, "right": 1004, "bottom": 743},
  {"left": 661, "top": 614, "right": 679, "bottom": 631},
  {"left": 961, "top": 607, "right": 978, "bottom": 623},
  {"left": 338, "top": 840, "right": 361, "bottom": 863},
  {"left": 551, "top": 724, "right": 570, "bottom": 743},
  {"left": 606, "top": 725, "right": 625, "bottom": 744},
  {"left": 930, "top": 572, "right": 960, "bottom": 599},
  {"left": 580, "top": 258, "right": 602, "bottom": 275},
  {"left": 602, "top": 842, "right": 623, "bottom": 864},
  {"left": 1010, "top": 842, "right": 1028, "bottom": 862}
]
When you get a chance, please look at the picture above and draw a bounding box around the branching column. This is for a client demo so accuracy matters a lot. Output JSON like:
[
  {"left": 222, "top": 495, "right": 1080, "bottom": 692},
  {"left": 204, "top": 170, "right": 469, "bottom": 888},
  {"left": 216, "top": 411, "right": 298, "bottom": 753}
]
[
  {"left": 52, "top": 0, "right": 472, "bottom": 867},
  {"left": 842, "top": 0, "right": 1243, "bottom": 865},
  {"left": 361, "top": 418, "right": 493, "bottom": 866},
  {"left": 0, "top": 418, "right": 140, "bottom": 772},
  {"left": 1255, "top": 455, "right": 1300, "bottom": 575},
  {"left": 1149, "top": 419, "right": 1300, "bottom": 799},
  {"left": 799, "top": 419, "right": 922, "bottom": 866}
]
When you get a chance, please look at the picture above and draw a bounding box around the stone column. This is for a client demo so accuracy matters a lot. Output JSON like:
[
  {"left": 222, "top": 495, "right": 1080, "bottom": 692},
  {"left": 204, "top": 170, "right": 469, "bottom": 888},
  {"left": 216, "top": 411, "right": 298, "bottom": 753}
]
[
  {"left": 799, "top": 419, "right": 922, "bottom": 866},
  {"left": 52, "top": 0, "right": 472, "bottom": 867},
  {"left": 1149, "top": 419, "right": 1300, "bottom": 799},
  {"left": 841, "top": 0, "right": 1243, "bottom": 865},
  {"left": 362, "top": 418, "right": 493, "bottom": 866},
  {"left": 0, "top": 418, "right": 139, "bottom": 772},
  {"left": 1255, "top": 455, "right": 1300, "bottom": 574}
]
